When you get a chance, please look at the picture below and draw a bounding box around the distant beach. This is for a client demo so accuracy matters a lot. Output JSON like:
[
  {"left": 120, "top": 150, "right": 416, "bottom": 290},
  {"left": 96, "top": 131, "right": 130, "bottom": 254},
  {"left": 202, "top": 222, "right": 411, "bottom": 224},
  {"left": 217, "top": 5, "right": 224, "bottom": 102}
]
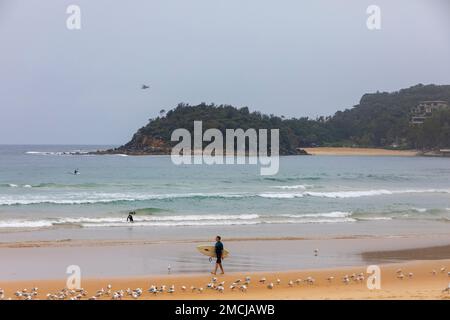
[{"left": 304, "top": 147, "right": 418, "bottom": 156}]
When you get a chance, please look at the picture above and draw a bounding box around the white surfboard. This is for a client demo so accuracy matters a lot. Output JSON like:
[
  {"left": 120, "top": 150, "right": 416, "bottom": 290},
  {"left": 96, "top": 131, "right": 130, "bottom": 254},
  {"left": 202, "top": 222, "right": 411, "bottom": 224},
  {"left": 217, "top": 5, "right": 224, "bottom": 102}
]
[{"left": 197, "top": 245, "right": 229, "bottom": 258}]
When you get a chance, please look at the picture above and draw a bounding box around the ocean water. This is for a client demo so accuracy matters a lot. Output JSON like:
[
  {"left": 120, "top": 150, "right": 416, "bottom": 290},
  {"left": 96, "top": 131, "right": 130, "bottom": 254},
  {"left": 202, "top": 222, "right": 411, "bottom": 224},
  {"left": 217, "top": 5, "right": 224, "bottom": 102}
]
[{"left": 0, "top": 145, "right": 450, "bottom": 231}]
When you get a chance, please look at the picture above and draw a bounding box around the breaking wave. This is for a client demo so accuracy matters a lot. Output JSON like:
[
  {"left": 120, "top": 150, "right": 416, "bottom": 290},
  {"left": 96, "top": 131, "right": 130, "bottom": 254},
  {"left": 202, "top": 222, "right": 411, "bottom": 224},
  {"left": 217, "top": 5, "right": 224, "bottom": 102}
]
[{"left": 1, "top": 188, "right": 450, "bottom": 206}]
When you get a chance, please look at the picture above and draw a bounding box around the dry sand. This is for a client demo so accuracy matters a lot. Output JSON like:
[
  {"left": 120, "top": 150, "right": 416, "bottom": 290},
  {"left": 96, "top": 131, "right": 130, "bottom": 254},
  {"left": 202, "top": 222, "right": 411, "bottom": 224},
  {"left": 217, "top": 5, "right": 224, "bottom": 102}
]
[
  {"left": 1, "top": 259, "right": 449, "bottom": 300},
  {"left": 303, "top": 147, "right": 418, "bottom": 156}
]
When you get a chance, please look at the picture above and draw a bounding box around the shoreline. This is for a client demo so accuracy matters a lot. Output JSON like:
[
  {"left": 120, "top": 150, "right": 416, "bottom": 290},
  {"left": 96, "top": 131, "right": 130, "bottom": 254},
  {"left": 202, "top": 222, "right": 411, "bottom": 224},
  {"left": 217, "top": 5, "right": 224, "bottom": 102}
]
[
  {"left": 1, "top": 259, "right": 449, "bottom": 300},
  {"left": 303, "top": 147, "right": 419, "bottom": 156}
]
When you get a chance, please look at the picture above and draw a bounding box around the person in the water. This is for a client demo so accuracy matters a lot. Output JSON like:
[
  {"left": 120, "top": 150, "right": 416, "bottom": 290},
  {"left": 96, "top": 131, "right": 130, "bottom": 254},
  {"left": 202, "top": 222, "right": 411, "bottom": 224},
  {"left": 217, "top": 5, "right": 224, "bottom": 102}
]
[
  {"left": 74, "top": 169, "right": 78, "bottom": 175},
  {"left": 127, "top": 211, "right": 135, "bottom": 223}
]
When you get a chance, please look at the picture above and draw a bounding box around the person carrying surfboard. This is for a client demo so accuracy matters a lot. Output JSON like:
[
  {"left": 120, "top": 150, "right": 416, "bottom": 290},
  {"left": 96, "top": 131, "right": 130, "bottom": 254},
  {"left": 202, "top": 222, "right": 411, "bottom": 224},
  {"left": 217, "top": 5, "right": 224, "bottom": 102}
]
[{"left": 212, "top": 236, "right": 225, "bottom": 275}]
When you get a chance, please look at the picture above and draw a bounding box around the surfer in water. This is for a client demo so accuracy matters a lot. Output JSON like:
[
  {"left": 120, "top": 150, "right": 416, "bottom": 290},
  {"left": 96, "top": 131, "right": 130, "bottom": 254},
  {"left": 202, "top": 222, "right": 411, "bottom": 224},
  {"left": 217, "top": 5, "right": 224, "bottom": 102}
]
[
  {"left": 74, "top": 169, "right": 79, "bottom": 175},
  {"left": 212, "top": 236, "right": 225, "bottom": 275},
  {"left": 127, "top": 211, "right": 135, "bottom": 223}
]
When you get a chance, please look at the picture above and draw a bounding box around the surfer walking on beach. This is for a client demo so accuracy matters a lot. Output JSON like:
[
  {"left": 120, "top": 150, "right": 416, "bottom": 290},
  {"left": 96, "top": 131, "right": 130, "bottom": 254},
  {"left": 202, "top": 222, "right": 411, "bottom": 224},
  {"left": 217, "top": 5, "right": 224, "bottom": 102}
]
[{"left": 212, "top": 235, "right": 225, "bottom": 275}]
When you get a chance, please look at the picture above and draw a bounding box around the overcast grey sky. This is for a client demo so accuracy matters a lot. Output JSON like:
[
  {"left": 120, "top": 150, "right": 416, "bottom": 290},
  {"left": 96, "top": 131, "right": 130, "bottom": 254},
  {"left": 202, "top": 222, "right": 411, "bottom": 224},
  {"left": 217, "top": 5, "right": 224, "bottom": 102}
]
[{"left": 1, "top": 0, "right": 449, "bottom": 144}]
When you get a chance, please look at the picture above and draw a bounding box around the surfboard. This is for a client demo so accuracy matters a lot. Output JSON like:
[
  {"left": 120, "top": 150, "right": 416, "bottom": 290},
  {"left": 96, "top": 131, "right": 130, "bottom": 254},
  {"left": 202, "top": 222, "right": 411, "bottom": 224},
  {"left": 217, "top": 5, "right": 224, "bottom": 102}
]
[{"left": 196, "top": 245, "right": 229, "bottom": 258}]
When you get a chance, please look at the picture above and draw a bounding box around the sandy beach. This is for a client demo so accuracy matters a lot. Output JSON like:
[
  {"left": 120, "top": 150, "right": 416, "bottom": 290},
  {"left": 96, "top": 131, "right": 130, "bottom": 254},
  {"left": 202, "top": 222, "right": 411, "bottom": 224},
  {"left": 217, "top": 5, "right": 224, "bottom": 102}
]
[
  {"left": 303, "top": 147, "right": 418, "bottom": 156},
  {"left": 1, "top": 259, "right": 449, "bottom": 300},
  {"left": 1, "top": 236, "right": 450, "bottom": 300}
]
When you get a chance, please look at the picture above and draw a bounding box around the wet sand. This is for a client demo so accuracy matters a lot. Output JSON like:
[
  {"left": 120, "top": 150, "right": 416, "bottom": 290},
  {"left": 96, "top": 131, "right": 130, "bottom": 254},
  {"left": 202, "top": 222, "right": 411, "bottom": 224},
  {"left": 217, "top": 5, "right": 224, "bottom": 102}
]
[{"left": 1, "top": 232, "right": 450, "bottom": 280}]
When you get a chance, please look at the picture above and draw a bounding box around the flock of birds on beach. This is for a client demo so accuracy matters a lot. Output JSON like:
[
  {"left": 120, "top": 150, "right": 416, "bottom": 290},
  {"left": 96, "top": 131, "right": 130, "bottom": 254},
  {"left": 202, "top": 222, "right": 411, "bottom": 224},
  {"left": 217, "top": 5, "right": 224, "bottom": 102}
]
[{"left": 1, "top": 266, "right": 449, "bottom": 300}]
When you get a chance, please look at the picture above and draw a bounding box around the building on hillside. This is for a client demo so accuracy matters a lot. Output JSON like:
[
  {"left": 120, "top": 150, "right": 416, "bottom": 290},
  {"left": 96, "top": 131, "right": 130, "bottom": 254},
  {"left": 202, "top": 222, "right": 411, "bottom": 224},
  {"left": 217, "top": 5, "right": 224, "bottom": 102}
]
[{"left": 410, "top": 101, "right": 449, "bottom": 124}]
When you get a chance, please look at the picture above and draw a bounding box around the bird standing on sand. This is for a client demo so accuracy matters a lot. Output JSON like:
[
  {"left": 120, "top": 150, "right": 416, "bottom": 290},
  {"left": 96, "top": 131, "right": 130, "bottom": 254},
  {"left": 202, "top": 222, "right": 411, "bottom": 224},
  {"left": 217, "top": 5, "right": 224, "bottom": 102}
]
[
  {"left": 276, "top": 279, "right": 281, "bottom": 285},
  {"left": 443, "top": 283, "right": 450, "bottom": 293},
  {"left": 305, "top": 276, "right": 315, "bottom": 285},
  {"left": 259, "top": 277, "right": 266, "bottom": 284},
  {"left": 267, "top": 283, "right": 274, "bottom": 289}
]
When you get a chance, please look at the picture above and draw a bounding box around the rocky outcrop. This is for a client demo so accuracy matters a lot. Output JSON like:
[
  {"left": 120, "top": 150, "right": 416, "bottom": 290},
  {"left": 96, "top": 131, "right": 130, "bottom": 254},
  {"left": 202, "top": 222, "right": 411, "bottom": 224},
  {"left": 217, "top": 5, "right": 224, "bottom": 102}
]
[{"left": 93, "top": 131, "right": 171, "bottom": 155}]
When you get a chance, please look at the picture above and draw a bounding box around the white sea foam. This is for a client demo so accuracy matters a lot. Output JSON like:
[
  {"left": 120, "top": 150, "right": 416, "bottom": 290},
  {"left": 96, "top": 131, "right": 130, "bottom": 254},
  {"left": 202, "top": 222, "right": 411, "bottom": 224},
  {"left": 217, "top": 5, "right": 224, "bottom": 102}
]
[
  {"left": 280, "top": 211, "right": 351, "bottom": 218},
  {"left": 355, "top": 217, "right": 392, "bottom": 221},
  {"left": 258, "top": 193, "right": 303, "bottom": 199},
  {"left": 272, "top": 185, "right": 307, "bottom": 190},
  {"left": 0, "top": 192, "right": 248, "bottom": 205},
  {"left": 0, "top": 211, "right": 359, "bottom": 229},
  {"left": 304, "top": 189, "right": 393, "bottom": 198},
  {"left": 0, "top": 220, "right": 56, "bottom": 228},
  {"left": 26, "top": 150, "right": 89, "bottom": 156},
  {"left": 1, "top": 188, "right": 449, "bottom": 206}
]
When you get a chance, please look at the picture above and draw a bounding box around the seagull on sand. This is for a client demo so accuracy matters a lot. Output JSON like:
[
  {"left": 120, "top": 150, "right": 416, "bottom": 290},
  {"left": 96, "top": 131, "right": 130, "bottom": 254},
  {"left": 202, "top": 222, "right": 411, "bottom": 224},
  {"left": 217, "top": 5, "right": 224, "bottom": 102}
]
[
  {"left": 267, "top": 283, "right": 274, "bottom": 289},
  {"left": 442, "top": 283, "right": 450, "bottom": 293},
  {"left": 440, "top": 267, "right": 446, "bottom": 273},
  {"left": 259, "top": 277, "right": 266, "bottom": 284},
  {"left": 327, "top": 276, "right": 334, "bottom": 282},
  {"left": 306, "top": 277, "right": 315, "bottom": 285},
  {"left": 276, "top": 279, "right": 281, "bottom": 285},
  {"left": 181, "top": 286, "right": 186, "bottom": 292},
  {"left": 288, "top": 280, "right": 294, "bottom": 287},
  {"left": 295, "top": 279, "right": 302, "bottom": 285}
]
